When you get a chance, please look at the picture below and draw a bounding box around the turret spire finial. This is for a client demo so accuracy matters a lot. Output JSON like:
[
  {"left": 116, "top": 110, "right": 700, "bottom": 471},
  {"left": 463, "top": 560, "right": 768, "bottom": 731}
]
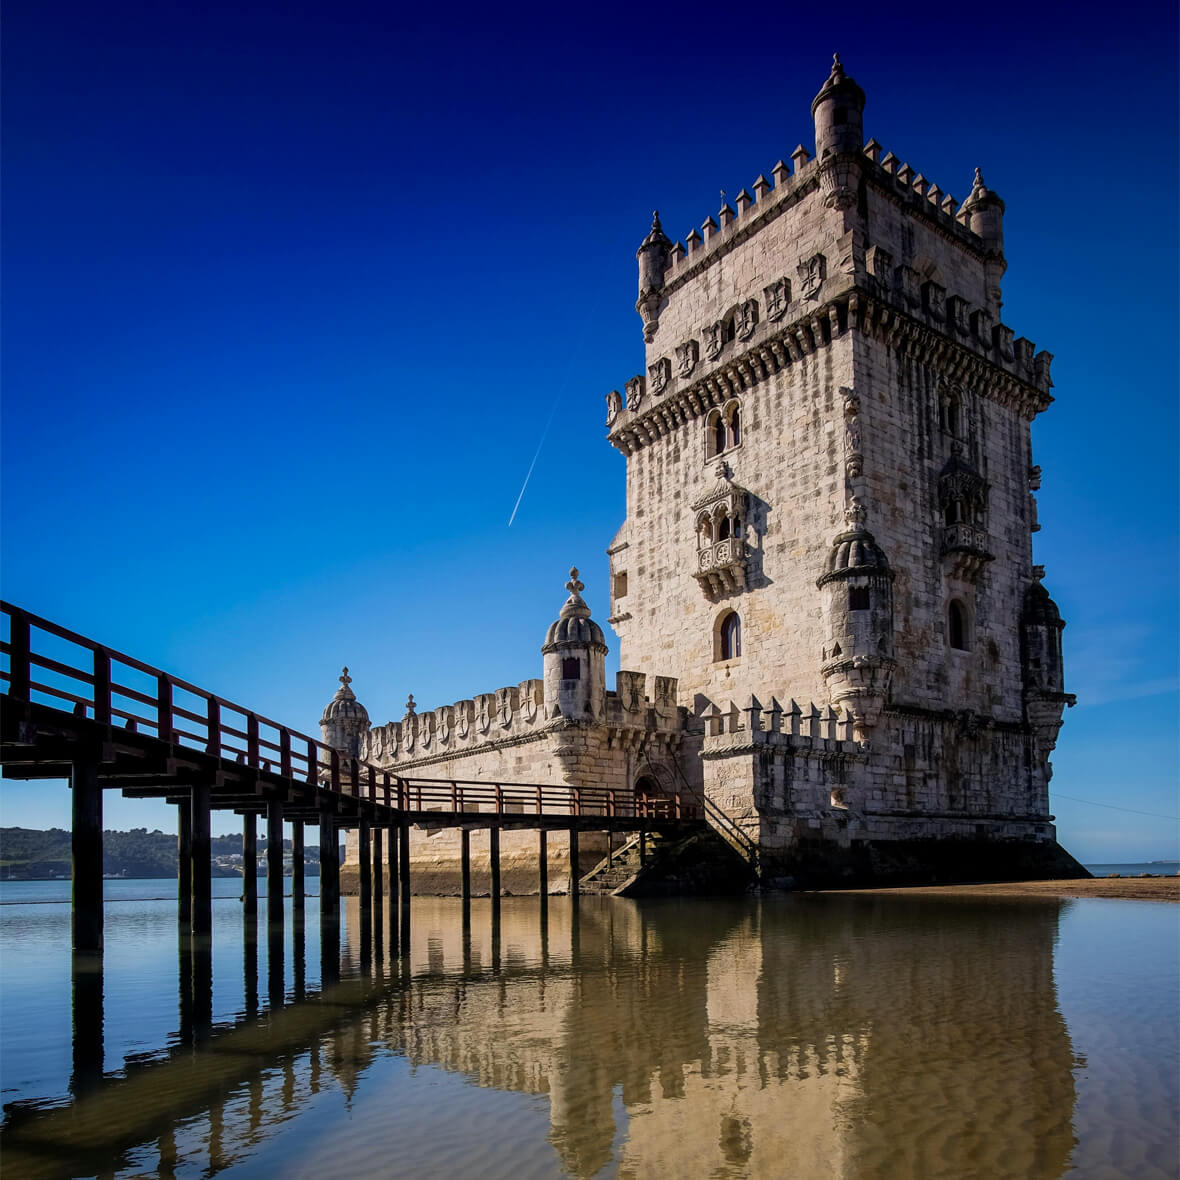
[
  {"left": 404, "top": 693, "right": 416, "bottom": 716},
  {"left": 566, "top": 566, "right": 584, "bottom": 595},
  {"left": 339, "top": 666, "right": 351, "bottom": 687}
]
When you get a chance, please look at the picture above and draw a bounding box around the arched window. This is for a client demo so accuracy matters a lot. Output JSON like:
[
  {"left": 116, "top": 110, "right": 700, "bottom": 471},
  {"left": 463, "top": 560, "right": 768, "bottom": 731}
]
[
  {"left": 720, "top": 611, "right": 742, "bottom": 660},
  {"left": 717, "top": 515, "right": 731, "bottom": 541},
  {"left": 713, "top": 414, "right": 727, "bottom": 457},
  {"left": 562, "top": 656, "right": 581, "bottom": 679},
  {"left": 697, "top": 514, "right": 714, "bottom": 546},
  {"left": 729, "top": 405, "right": 741, "bottom": 447},
  {"left": 948, "top": 600, "right": 969, "bottom": 651}
]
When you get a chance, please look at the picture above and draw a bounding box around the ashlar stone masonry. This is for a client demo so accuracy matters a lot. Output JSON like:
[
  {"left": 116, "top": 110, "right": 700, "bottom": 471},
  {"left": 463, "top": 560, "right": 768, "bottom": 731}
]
[{"left": 331, "top": 56, "right": 1081, "bottom": 891}]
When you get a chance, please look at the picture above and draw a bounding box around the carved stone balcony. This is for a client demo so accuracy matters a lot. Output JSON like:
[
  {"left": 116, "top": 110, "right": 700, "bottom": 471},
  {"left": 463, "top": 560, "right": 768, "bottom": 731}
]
[
  {"left": 693, "top": 539, "right": 748, "bottom": 600},
  {"left": 941, "top": 522, "right": 993, "bottom": 582}
]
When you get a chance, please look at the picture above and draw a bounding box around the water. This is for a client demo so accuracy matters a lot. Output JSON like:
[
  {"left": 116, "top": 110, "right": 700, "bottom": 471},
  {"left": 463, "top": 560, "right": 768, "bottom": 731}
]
[{"left": 1, "top": 885, "right": 1176, "bottom": 1179}]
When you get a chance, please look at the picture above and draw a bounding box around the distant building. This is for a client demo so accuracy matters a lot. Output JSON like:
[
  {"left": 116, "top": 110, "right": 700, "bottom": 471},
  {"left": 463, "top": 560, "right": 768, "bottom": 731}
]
[{"left": 327, "top": 57, "right": 1080, "bottom": 890}]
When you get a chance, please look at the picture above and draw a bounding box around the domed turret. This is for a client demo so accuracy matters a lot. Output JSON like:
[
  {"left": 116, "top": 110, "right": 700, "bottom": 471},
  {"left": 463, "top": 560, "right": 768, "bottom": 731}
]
[
  {"left": 320, "top": 667, "right": 370, "bottom": 757},
  {"left": 542, "top": 567, "right": 608, "bottom": 721},
  {"left": 811, "top": 54, "right": 866, "bottom": 210},
  {"left": 1021, "top": 566, "right": 1075, "bottom": 763},
  {"left": 959, "top": 168, "right": 1006, "bottom": 311},
  {"left": 817, "top": 500, "right": 896, "bottom": 740},
  {"left": 635, "top": 211, "right": 672, "bottom": 343},
  {"left": 1021, "top": 566, "right": 1065, "bottom": 696}
]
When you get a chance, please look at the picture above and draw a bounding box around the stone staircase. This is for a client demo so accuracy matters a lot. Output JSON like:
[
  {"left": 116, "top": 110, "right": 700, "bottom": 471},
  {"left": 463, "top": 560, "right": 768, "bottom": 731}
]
[{"left": 578, "top": 834, "right": 654, "bottom": 896}]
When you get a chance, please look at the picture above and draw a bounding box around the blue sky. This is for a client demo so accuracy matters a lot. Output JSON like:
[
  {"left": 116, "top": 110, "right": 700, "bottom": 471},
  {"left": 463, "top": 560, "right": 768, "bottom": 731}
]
[{"left": 2, "top": 0, "right": 1177, "bottom": 861}]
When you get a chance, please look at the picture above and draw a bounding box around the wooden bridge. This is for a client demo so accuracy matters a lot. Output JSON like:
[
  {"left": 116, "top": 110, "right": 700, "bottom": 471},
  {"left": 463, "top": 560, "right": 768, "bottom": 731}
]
[{"left": 0, "top": 602, "right": 703, "bottom": 954}]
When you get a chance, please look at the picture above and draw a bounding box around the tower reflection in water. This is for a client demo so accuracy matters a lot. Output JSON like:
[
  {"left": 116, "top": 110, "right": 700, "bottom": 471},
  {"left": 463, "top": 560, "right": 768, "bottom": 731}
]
[{"left": 9, "top": 893, "right": 1076, "bottom": 1180}]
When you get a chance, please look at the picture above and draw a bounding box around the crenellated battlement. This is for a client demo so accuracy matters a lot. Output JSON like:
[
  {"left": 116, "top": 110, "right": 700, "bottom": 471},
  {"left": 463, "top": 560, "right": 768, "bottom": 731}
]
[
  {"left": 360, "top": 669, "right": 684, "bottom": 768},
  {"left": 695, "top": 694, "right": 865, "bottom": 758}
]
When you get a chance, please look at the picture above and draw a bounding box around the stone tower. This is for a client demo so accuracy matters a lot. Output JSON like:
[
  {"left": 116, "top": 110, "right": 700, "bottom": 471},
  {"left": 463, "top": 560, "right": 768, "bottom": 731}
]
[{"left": 604, "top": 55, "right": 1079, "bottom": 878}]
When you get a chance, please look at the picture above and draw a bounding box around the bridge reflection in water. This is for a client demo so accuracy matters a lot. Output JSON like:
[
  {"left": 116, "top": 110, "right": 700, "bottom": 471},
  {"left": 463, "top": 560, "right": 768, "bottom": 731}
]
[{"left": 1, "top": 891, "right": 1079, "bottom": 1179}]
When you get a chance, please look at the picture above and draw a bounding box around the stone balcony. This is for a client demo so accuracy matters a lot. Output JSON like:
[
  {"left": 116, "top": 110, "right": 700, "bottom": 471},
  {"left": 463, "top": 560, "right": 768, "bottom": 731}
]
[
  {"left": 693, "top": 538, "right": 748, "bottom": 600},
  {"left": 941, "top": 522, "right": 993, "bottom": 581}
]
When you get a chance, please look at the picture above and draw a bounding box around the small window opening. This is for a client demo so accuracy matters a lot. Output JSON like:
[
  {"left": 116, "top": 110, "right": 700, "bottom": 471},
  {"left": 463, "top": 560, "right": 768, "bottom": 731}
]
[
  {"left": 948, "top": 600, "right": 969, "bottom": 651},
  {"left": 849, "top": 586, "right": 870, "bottom": 611},
  {"left": 562, "top": 657, "right": 581, "bottom": 679},
  {"left": 613, "top": 571, "right": 628, "bottom": 599},
  {"left": 946, "top": 397, "right": 962, "bottom": 438},
  {"left": 730, "top": 407, "right": 741, "bottom": 447},
  {"left": 723, "top": 317, "right": 736, "bottom": 344},
  {"left": 717, "top": 516, "right": 731, "bottom": 541},
  {"left": 720, "top": 612, "right": 742, "bottom": 660}
]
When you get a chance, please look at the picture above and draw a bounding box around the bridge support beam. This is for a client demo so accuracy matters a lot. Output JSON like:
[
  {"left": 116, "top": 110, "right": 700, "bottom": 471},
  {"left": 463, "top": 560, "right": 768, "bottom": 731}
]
[
  {"left": 372, "top": 828, "right": 384, "bottom": 910},
  {"left": 569, "top": 828, "right": 580, "bottom": 898},
  {"left": 242, "top": 814, "right": 257, "bottom": 918},
  {"left": 319, "top": 811, "right": 339, "bottom": 923},
  {"left": 190, "top": 782, "right": 212, "bottom": 938},
  {"left": 358, "top": 819, "right": 371, "bottom": 912},
  {"left": 398, "top": 822, "right": 410, "bottom": 905},
  {"left": 538, "top": 829, "right": 547, "bottom": 896},
  {"left": 388, "top": 823, "right": 399, "bottom": 907},
  {"left": 489, "top": 826, "right": 501, "bottom": 902},
  {"left": 177, "top": 800, "right": 192, "bottom": 926},
  {"left": 71, "top": 759, "right": 103, "bottom": 954},
  {"left": 267, "top": 801, "right": 284, "bottom": 930},
  {"left": 291, "top": 820, "right": 304, "bottom": 913},
  {"left": 460, "top": 829, "right": 471, "bottom": 901}
]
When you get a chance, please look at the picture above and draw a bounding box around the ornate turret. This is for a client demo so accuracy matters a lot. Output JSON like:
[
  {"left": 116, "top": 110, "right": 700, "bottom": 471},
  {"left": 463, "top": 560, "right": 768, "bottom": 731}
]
[
  {"left": 959, "top": 167, "right": 1006, "bottom": 311},
  {"left": 635, "top": 211, "right": 671, "bottom": 343},
  {"left": 319, "top": 667, "right": 370, "bottom": 757},
  {"left": 542, "top": 567, "right": 608, "bottom": 721},
  {"left": 817, "top": 500, "right": 896, "bottom": 740},
  {"left": 1021, "top": 566, "right": 1075, "bottom": 762},
  {"left": 811, "top": 53, "right": 866, "bottom": 210}
]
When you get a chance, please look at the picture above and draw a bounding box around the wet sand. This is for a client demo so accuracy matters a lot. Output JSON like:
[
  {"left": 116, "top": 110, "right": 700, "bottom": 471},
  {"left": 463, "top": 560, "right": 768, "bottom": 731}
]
[{"left": 822, "top": 877, "right": 1180, "bottom": 902}]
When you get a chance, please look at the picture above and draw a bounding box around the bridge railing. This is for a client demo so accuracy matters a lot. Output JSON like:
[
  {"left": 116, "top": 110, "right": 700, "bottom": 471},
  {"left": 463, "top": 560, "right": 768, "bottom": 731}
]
[
  {"left": 394, "top": 777, "right": 701, "bottom": 821},
  {"left": 0, "top": 602, "right": 704, "bottom": 824},
  {"left": 0, "top": 601, "right": 395, "bottom": 803}
]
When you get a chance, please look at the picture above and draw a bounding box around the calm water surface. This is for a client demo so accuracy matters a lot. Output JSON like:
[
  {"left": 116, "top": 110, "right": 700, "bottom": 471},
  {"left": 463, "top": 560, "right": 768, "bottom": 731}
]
[{"left": 0, "top": 882, "right": 1176, "bottom": 1179}]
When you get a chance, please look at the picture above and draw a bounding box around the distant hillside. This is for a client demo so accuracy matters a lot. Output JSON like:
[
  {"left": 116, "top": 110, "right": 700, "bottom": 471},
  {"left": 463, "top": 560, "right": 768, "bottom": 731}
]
[{"left": 0, "top": 827, "right": 329, "bottom": 880}]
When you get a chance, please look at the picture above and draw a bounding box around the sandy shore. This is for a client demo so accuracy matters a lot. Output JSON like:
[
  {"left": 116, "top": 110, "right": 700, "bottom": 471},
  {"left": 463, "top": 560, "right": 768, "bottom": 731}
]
[{"left": 822, "top": 876, "right": 1180, "bottom": 902}]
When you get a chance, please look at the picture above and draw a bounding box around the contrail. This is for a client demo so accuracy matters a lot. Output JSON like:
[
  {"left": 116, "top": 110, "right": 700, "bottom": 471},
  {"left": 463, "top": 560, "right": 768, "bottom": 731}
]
[
  {"left": 507, "top": 399, "right": 561, "bottom": 527},
  {"left": 507, "top": 285, "right": 607, "bottom": 527}
]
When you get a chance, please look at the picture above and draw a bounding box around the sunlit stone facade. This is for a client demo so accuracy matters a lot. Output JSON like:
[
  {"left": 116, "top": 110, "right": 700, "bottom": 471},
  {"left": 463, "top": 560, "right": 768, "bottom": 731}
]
[{"left": 335, "top": 56, "right": 1081, "bottom": 890}]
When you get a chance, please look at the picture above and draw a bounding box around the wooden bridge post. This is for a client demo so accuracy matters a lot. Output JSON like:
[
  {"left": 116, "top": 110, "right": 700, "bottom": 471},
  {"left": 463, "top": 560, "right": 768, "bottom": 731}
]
[
  {"left": 372, "top": 828, "right": 384, "bottom": 911},
  {"left": 267, "top": 801, "right": 284, "bottom": 932},
  {"left": 569, "top": 828, "right": 580, "bottom": 898},
  {"left": 358, "top": 819, "right": 372, "bottom": 913},
  {"left": 242, "top": 814, "right": 257, "bottom": 918},
  {"left": 398, "top": 821, "right": 410, "bottom": 905},
  {"left": 538, "top": 829, "right": 548, "bottom": 896},
  {"left": 640, "top": 828, "right": 647, "bottom": 867},
  {"left": 460, "top": 829, "right": 471, "bottom": 902},
  {"left": 71, "top": 759, "right": 103, "bottom": 954},
  {"left": 191, "top": 782, "right": 212, "bottom": 938},
  {"left": 291, "top": 820, "right": 305, "bottom": 913},
  {"left": 70, "top": 944, "right": 103, "bottom": 1097},
  {"left": 388, "top": 822, "right": 399, "bottom": 907},
  {"left": 319, "top": 811, "right": 339, "bottom": 923},
  {"left": 177, "top": 800, "right": 192, "bottom": 926},
  {"left": 489, "top": 826, "right": 501, "bottom": 902}
]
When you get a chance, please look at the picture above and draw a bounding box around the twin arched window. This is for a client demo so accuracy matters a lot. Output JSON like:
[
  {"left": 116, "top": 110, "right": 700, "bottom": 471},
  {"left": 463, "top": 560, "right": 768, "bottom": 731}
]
[
  {"left": 706, "top": 400, "right": 742, "bottom": 459},
  {"left": 719, "top": 611, "right": 742, "bottom": 661}
]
